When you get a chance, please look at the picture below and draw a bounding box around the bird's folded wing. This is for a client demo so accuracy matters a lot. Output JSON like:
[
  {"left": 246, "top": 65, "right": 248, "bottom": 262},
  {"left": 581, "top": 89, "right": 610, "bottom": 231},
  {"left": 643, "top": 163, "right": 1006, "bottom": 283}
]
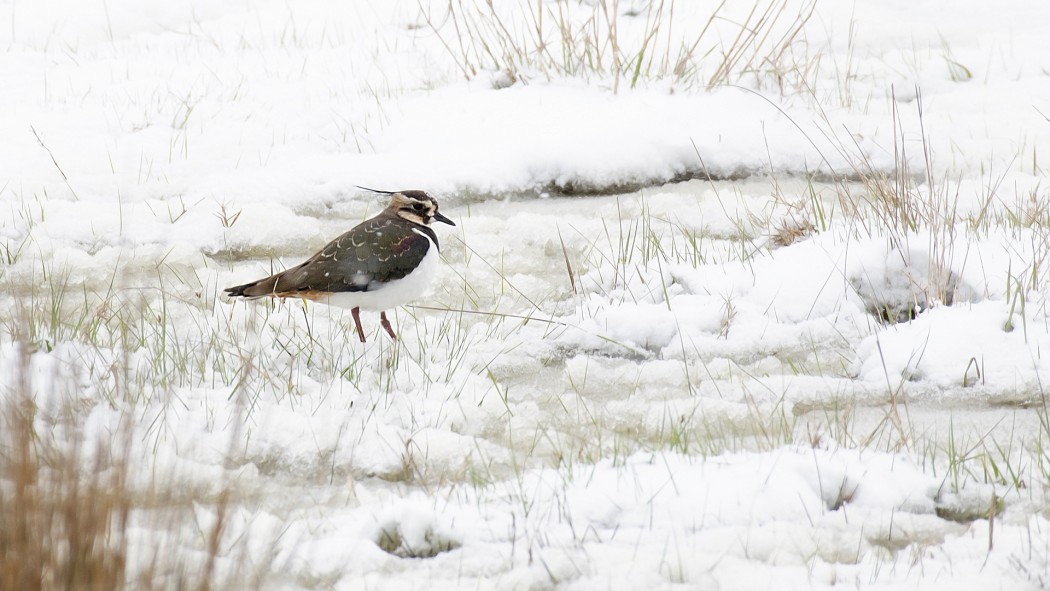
[{"left": 272, "top": 219, "right": 432, "bottom": 294}]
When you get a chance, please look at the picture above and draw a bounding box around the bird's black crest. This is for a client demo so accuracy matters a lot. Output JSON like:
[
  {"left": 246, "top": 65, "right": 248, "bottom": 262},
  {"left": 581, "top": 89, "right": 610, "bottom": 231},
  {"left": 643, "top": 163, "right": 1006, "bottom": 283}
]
[{"left": 354, "top": 185, "right": 396, "bottom": 195}]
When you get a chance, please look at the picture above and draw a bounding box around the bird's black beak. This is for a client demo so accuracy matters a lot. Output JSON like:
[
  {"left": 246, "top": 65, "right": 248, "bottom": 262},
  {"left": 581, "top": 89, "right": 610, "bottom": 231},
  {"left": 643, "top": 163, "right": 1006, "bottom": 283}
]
[{"left": 433, "top": 211, "right": 455, "bottom": 226}]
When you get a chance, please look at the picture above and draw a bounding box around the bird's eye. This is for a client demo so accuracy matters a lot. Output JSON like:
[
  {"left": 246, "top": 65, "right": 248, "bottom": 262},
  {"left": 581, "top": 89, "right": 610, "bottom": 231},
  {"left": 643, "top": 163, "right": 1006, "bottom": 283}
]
[{"left": 413, "top": 203, "right": 424, "bottom": 211}]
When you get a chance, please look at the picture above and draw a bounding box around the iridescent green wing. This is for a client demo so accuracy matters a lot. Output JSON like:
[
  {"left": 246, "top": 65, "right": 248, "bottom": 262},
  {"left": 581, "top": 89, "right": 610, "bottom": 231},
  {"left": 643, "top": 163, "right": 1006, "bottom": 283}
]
[{"left": 273, "top": 217, "right": 431, "bottom": 294}]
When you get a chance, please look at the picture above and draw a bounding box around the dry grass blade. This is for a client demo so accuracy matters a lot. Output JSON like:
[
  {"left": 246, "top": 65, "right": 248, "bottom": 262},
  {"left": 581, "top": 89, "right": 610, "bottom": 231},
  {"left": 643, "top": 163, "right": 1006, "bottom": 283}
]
[
  {"left": 557, "top": 225, "right": 578, "bottom": 295},
  {"left": 30, "top": 125, "right": 80, "bottom": 201}
]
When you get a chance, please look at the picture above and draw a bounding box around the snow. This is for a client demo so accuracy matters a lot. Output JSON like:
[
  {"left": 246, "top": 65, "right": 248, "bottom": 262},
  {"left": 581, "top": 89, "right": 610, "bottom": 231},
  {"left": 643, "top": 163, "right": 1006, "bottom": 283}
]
[{"left": 4, "top": 0, "right": 1050, "bottom": 589}]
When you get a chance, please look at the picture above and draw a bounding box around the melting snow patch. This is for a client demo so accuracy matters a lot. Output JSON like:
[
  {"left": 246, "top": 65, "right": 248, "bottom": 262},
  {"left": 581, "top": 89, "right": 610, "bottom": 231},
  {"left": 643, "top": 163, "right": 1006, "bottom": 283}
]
[{"left": 372, "top": 504, "right": 462, "bottom": 559}]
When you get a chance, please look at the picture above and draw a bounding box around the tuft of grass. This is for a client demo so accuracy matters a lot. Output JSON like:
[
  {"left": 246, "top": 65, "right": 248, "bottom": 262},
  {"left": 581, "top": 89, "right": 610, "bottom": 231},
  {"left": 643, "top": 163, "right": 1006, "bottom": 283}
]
[
  {"left": 0, "top": 341, "right": 270, "bottom": 590},
  {"left": 418, "top": 0, "right": 817, "bottom": 93}
]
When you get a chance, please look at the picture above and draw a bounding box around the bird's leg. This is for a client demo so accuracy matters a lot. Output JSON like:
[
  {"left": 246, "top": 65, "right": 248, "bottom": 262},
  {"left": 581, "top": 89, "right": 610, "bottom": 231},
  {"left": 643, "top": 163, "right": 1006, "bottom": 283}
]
[
  {"left": 351, "top": 307, "right": 366, "bottom": 343},
  {"left": 380, "top": 311, "right": 398, "bottom": 341}
]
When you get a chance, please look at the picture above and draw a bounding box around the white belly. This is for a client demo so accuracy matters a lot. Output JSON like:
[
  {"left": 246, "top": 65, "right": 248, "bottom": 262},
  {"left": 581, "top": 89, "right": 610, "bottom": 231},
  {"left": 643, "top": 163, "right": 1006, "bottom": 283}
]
[{"left": 321, "top": 238, "right": 440, "bottom": 311}]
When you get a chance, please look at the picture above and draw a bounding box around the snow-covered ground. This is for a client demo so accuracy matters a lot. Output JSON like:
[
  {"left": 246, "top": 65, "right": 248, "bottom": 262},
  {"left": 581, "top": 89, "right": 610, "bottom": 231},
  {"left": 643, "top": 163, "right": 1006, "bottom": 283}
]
[{"left": 4, "top": 1, "right": 1050, "bottom": 589}]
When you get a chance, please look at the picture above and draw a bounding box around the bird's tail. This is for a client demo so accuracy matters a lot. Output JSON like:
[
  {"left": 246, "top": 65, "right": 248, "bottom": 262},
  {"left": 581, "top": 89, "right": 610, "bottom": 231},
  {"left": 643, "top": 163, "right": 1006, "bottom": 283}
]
[{"left": 224, "top": 274, "right": 281, "bottom": 299}]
